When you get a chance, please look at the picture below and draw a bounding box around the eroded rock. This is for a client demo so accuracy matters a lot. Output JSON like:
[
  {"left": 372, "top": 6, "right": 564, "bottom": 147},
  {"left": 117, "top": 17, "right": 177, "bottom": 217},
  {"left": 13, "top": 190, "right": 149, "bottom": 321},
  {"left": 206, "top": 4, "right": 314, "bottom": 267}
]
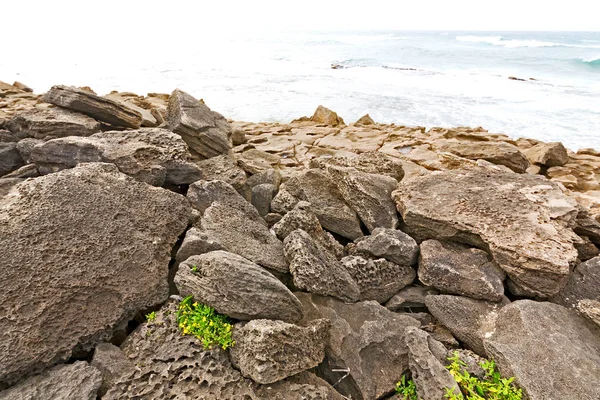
[
  {"left": 6, "top": 108, "right": 101, "bottom": 139},
  {"left": 354, "top": 227, "right": 418, "bottom": 266}
]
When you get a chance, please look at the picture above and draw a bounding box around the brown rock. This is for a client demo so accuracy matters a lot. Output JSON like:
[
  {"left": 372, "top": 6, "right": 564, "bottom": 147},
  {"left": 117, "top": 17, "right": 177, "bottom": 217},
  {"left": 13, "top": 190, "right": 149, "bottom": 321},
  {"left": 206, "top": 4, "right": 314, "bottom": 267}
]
[
  {"left": 523, "top": 142, "right": 569, "bottom": 167},
  {"left": 310, "top": 105, "right": 345, "bottom": 126},
  {"left": 436, "top": 140, "right": 530, "bottom": 173}
]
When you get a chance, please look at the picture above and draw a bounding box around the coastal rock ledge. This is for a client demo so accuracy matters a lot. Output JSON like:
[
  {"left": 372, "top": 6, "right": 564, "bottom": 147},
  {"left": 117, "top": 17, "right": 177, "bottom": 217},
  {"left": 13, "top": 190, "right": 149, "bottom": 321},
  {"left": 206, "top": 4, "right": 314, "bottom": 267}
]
[{"left": 1, "top": 80, "right": 600, "bottom": 400}]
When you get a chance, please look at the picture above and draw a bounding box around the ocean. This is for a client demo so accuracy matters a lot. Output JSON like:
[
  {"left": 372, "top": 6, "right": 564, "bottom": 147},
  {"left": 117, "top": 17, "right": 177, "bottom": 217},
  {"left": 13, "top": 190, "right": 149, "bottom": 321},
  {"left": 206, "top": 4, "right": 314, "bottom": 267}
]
[{"left": 2, "top": 31, "right": 599, "bottom": 150}]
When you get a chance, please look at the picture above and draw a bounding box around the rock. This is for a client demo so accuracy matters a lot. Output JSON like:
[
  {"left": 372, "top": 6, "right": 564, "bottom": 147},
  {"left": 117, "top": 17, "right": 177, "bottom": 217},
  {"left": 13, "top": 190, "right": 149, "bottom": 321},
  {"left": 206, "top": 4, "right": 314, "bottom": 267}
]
[
  {"left": 385, "top": 285, "right": 439, "bottom": 311},
  {"left": 174, "top": 227, "right": 224, "bottom": 264},
  {"left": 6, "top": 108, "right": 101, "bottom": 139},
  {"left": 15, "top": 138, "right": 42, "bottom": 163},
  {"left": 484, "top": 300, "right": 600, "bottom": 400},
  {"left": 90, "top": 343, "right": 135, "bottom": 397},
  {"left": 523, "top": 142, "right": 569, "bottom": 167},
  {"left": 296, "top": 293, "right": 421, "bottom": 400},
  {"left": 0, "top": 130, "right": 16, "bottom": 143},
  {"left": 232, "top": 128, "right": 247, "bottom": 146},
  {"left": 394, "top": 168, "right": 579, "bottom": 298},
  {"left": 104, "top": 300, "right": 258, "bottom": 399},
  {"left": 311, "top": 105, "right": 345, "bottom": 126},
  {"left": 436, "top": 141, "right": 529, "bottom": 173},
  {"left": 104, "top": 92, "right": 158, "bottom": 127},
  {"left": 574, "top": 235, "right": 600, "bottom": 261},
  {"left": 30, "top": 128, "right": 203, "bottom": 186},
  {"left": 0, "top": 163, "right": 191, "bottom": 386},
  {"left": 0, "top": 178, "right": 24, "bottom": 198},
  {"left": 574, "top": 208, "right": 600, "bottom": 246},
  {"left": 175, "top": 252, "right": 303, "bottom": 322},
  {"left": 341, "top": 256, "right": 416, "bottom": 303},
  {"left": 251, "top": 183, "right": 276, "bottom": 216},
  {"left": 187, "top": 180, "right": 287, "bottom": 272},
  {"left": 578, "top": 299, "right": 600, "bottom": 327},
  {"left": 448, "top": 349, "right": 486, "bottom": 380},
  {"left": 195, "top": 154, "right": 247, "bottom": 194},
  {"left": 284, "top": 229, "right": 360, "bottom": 302},
  {"left": 310, "top": 152, "right": 405, "bottom": 181},
  {"left": 274, "top": 169, "right": 363, "bottom": 240},
  {"left": 404, "top": 327, "right": 461, "bottom": 400},
  {"left": 272, "top": 201, "right": 343, "bottom": 258},
  {"left": 0, "top": 143, "right": 25, "bottom": 177},
  {"left": 355, "top": 114, "right": 375, "bottom": 125},
  {"left": 166, "top": 89, "right": 232, "bottom": 159},
  {"left": 354, "top": 227, "right": 418, "bottom": 266},
  {"left": 12, "top": 81, "right": 33, "bottom": 92},
  {"left": 255, "top": 371, "right": 345, "bottom": 400},
  {"left": 230, "top": 319, "right": 329, "bottom": 384},
  {"left": 264, "top": 212, "right": 283, "bottom": 227},
  {"left": 42, "top": 85, "right": 142, "bottom": 128},
  {"left": 425, "top": 295, "right": 504, "bottom": 357},
  {"left": 237, "top": 149, "right": 280, "bottom": 174},
  {"left": 553, "top": 255, "right": 600, "bottom": 308},
  {"left": 419, "top": 240, "right": 506, "bottom": 301},
  {"left": 1, "top": 164, "right": 39, "bottom": 179},
  {"left": 0, "top": 362, "right": 102, "bottom": 400},
  {"left": 326, "top": 165, "right": 399, "bottom": 232}
]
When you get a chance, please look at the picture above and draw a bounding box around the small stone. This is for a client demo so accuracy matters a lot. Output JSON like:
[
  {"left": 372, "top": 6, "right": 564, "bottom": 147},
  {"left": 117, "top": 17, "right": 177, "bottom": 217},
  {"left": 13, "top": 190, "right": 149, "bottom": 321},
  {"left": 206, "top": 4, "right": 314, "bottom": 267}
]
[
  {"left": 385, "top": 285, "right": 439, "bottom": 311},
  {"left": 310, "top": 105, "right": 345, "bottom": 126},
  {"left": 354, "top": 227, "right": 419, "bottom": 266},
  {"left": 523, "top": 142, "right": 569, "bottom": 167}
]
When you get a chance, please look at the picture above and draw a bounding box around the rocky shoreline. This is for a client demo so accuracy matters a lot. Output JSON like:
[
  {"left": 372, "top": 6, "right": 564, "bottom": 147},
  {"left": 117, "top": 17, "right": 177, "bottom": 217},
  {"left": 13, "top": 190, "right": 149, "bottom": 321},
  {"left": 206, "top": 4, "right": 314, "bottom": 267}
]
[{"left": 1, "top": 81, "right": 599, "bottom": 399}]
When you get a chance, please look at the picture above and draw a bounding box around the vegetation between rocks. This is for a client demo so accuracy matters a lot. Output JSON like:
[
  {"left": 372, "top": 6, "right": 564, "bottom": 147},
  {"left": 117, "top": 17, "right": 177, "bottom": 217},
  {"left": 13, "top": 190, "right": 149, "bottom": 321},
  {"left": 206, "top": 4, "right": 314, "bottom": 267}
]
[
  {"left": 396, "top": 351, "right": 523, "bottom": 400},
  {"left": 176, "top": 295, "right": 235, "bottom": 350}
]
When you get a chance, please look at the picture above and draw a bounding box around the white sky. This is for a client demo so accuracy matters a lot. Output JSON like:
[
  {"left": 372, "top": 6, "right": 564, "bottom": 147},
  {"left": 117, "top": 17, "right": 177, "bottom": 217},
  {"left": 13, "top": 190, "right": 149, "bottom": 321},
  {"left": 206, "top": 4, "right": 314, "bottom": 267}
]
[{"left": 3, "top": 0, "right": 599, "bottom": 34}]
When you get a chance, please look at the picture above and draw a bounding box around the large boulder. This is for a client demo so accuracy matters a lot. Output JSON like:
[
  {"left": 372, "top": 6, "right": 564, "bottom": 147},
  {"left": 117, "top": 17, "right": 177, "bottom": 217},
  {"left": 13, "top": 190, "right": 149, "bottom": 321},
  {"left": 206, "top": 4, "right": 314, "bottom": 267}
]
[
  {"left": 196, "top": 154, "right": 247, "bottom": 194},
  {"left": 42, "top": 85, "right": 142, "bottom": 128},
  {"left": 353, "top": 227, "right": 419, "bottom": 266},
  {"left": 104, "top": 300, "right": 258, "bottom": 399},
  {"left": 6, "top": 107, "right": 101, "bottom": 139},
  {"left": 394, "top": 169, "right": 579, "bottom": 298},
  {"left": 0, "top": 163, "right": 191, "bottom": 386},
  {"left": 230, "top": 319, "right": 329, "bottom": 384},
  {"left": 436, "top": 140, "right": 530, "bottom": 173},
  {"left": 484, "top": 300, "right": 600, "bottom": 400},
  {"left": 523, "top": 142, "right": 569, "bottom": 167},
  {"left": 0, "top": 143, "right": 25, "bottom": 177},
  {"left": 553, "top": 255, "right": 600, "bottom": 308},
  {"left": 419, "top": 240, "right": 506, "bottom": 301},
  {"left": 175, "top": 252, "right": 303, "bottom": 322},
  {"left": 166, "top": 89, "right": 232, "bottom": 159},
  {"left": 296, "top": 293, "right": 421, "bottom": 400},
  {"left": 0, "top": 362, "right": 102, "bottom": 400},
  {"left": 30, "top": 128, "right": 203, "bottom": 186}
]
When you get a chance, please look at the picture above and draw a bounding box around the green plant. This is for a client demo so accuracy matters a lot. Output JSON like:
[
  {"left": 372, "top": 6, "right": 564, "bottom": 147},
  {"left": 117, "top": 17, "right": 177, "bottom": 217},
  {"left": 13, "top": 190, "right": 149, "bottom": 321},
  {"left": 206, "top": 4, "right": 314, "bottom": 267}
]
[
  {"left": 191, "top": 265, "right": 198, "bottom": 273},
  {"left": 146, "top": 311, "right": 156, "bottom": 322},
  {"left": 176, "top": 295, "right": 234, "bottom": 350},
  {"left": 396, "top": 375, "right": 418, "bottom": 400}
]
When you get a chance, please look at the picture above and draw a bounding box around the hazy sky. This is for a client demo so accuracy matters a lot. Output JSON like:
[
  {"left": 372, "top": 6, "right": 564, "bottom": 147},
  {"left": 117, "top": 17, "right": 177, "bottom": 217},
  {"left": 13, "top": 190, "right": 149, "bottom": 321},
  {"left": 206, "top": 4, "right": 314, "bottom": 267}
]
[{"left": 4, "top": 0, "right": 599, "bottom": 33}]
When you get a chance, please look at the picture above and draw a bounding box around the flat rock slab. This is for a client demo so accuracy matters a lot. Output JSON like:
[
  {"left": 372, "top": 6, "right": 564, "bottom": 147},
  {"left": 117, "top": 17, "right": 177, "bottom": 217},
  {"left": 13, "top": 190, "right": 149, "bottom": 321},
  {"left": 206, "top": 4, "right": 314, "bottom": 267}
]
[
  {"left": 42, "top": 85, "right": 142, "bottom": 128},
  {"left": 484, "top": 300, "right": 600, "bottom": 400},
  {"left": 436, "top": 140, "right": 530, "bottom": 173},
  {"left": 6, "top": 107, "right": 101, "bottom": 140},
  {"left": 394, "top": 169, "right": 579, "bottom": 298},
  {"left": 0, "top": 163, "right": 191, "bottom": 386}
]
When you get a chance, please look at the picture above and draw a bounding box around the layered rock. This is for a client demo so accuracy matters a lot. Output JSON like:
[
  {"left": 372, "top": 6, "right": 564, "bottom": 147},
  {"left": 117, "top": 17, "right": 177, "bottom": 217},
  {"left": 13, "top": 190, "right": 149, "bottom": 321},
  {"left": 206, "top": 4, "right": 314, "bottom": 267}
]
[
  {"left": 0, "top": 163, "right": 191, "bottom": 386},
  {"left": 435, "top": 140, "right": 530, "bottom": 173},
  {"left": 6, "top": 107, "right": 101, "bottom": 140},
  {"left": 523, "top": 142, "right": 569, "bottom": 167}
]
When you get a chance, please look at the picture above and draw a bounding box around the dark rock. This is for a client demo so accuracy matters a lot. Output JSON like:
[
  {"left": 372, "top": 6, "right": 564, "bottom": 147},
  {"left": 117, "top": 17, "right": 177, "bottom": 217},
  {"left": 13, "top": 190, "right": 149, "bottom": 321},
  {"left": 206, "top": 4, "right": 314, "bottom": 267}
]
[
  {"left": 166, "top": 89, "right": 232, "bottom": 159},
  {"left": 246, "top": 168, "right": 282, "bottom": 190},
  {"left": 251, "top": 183, "right": 276, "bottom": 216},
  {"left": 196, "top": 154, "right": 247, "bottom": 194},
  {"left": 574, "top": 235, "right": 600, "bottom": 261},
  {"left": 0, "top": 362, "right": 102, "bottom": 400},
  {"left": 394, "top": 168, "right": 579, "bottom": 298},
  {"left": 484, "top": 300, "right": 600, "bottom": 400},
  {"left": 255, "top": 371, "right": 345, "bottom": 400},
  {"left": 385, "top": 285, "right": 439, "bottom": 311},
  {"left": 230, "top": 319, "right": 329, "bottom": 384},
  {"left": 341, "top": 256, "right": 416, "bottom": 303},
  {"left": 15, "top": 138, "right": 42, "bottom": 163},
  {"left": 0, "top": 163, "right": 191, "bottom": 386},
  {"left": 419, "top": 240, "right": 505, "bottom": 301},
  {"left": 175, "top": 252, "right": 303, "bottom": 322},
  {"left": 354, "top": 227, "right": 418, "bottom": 266},
  {"left": 42, "top": 85, "right": 142, "bottom": 128},
  {"left": 574, "top": 208, "right": 600, "bottom": 246},
  {"left": 6, "top": 108, "right": 101, "bottom": 139},
  {"left": 284, "top": 229, "right": 360, "bottom": 302},
  {"left": 0, "top": 130, "right": 17, "bottom": 143},
  {"left": 553, "top": 255, "right": 600, "bottom": 308},
  {"left": 232, "top": 128, "right": 248, "bottom": 146},
  {"left": 90, "top": 343, "right": 135, "bottom": 397},
  {"left": 0, "top": 143, "right": 25, "bottom": 177}
]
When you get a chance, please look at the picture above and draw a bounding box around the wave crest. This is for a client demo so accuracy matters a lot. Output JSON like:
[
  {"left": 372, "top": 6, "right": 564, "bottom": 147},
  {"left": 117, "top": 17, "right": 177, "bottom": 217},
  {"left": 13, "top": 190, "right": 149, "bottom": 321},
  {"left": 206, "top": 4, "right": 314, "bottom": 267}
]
[
  {"left": 457, "top": 35, "right": 600, "bottom": 49},
  {"left": 579, "top": 56, "right": 600, "bottom": 67}
]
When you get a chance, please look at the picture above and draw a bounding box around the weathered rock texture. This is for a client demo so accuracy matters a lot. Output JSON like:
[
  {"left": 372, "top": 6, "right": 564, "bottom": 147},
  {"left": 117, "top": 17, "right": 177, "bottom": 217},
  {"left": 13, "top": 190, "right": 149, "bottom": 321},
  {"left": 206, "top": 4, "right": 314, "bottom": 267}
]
[
  {"left": 553, "top": 255, "right": 600, "bottom": 308},
  {"left": 0, "top": 163, "right": 191, "bottom": 386},
  {"left": 354, "top": 227, "right": 419, "bottom": 266},
  {"left": 435, "top": 140, "right": 530, "bottom": 173},
  {"left": 6, "top": 107, "right": 101, "bottom": 139},
  {"left": 255, "top": 371, "right": 345, "bottom": 400},
  {"left": 90, "top": 343, "right": 135, "bottom": 397}
]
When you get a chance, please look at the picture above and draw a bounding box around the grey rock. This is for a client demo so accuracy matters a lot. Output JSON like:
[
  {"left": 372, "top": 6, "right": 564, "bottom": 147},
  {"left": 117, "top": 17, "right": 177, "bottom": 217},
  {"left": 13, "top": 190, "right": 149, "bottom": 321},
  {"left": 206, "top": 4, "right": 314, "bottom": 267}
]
[
  {"left": 447, "top": 349, "right": 486, "bottom": 380},
  {"left": 104, "top": 92, "right": 157, "bottom": 127},
  {"left": 104, "top": 300, "right": 258, "bottom": 399},
  {"left": 0, "top": 143, "right": 25, "bottom": 177},
  {"left": 437, "top": 140, "right": 530, "bottom": 173},
  {"left": 174, "top": 227, "right": 224, "bottom": 264},
  {"left": 385, "top": 285, "right": 439, "bottom": 311},
  {"left": 0, "top": 163, "right": 191, "bottom": 386},
  {"left": 284, "top": 229, "right": 360, "bottom": 302},
  {"left": 578, "top": 299, "right": 600, "bottom": 327},
  {"left": 246, "top": 168, "right": 281, "bottom": 190},
  {"left": 0, "top": 130, "right": 16, "bottom": 143},
  {"left": 255, "top": 371, "right": 345, "bottom": 400},
  {"left": 175, "top": 252, "right": 303, "bottom": 322},
  {"left": 252, "top": 183, "right": 276, "bottom": 216},
  {"left": 405, "top": 327, "right": 461, "bottom": 400},
  {"left": 0, "top": 178, "right": 24, "bottom": 198},
  {"left": 425, "top": 295, "right": 504, "bottom": 357},
  {"left": 419, "top": 240, "right": 506, "bottom": 301},
  {"left": 310, "top": 151, "right": 405, "bottom": 181},
  {"left": 30, "top": 128, "right": 202, "bottom": 186},
  {"left": 523, "top": 142, "right": 569, "bottom": 167},
  {"left": 15, "top": 138, "right": 42, "bottom": 163},
  {"left": 90, "top": 343, "right": 134, "bottom": 397},
  {"left": 188, "top": 180, "right": 287, "bottom": 272},
  {"left": 0, "top": 362, "right": 102, "bottom": 400},
  {"left": 484, "top": 300, "right": 600, "bottom": 400},
  {"left": 1, "top": 164, "right": 39, "bottom": 179},
  {"left": 166, "top": 89, "right": 232, "bottom": 160},
  {"left": 230, "top": 319, "right": 329, "bottom": 384},
  {"left": 196, "top": 154, "right": 247, "bottom": 194},
  {"left": 574, "top": 208, "right": 600, "bottom": 246},
  {"left": 553, "top": 255, "right": 600, "bottom": 308},
  {"left": 341, "top": 256, "right": 416, "bottom": 303},
  {"left": 326, "top": 165, "right": 399, "bottom": 232},
  {"left": 42, "top": 85, "right": 142, "bottom": 128},
  {"left": 6, "top": 107, "right": 101, "bottom": 139},
  {"left": 296, "top": 292, "right": 421, "bottom": 400},
  {"left": 394, "top": 168, "right": 579, "bottom": 298},
  {"left": 354, "top": 227, "right": 419, "bottom": 266},
  {"left": 574, "top": 235, "right": 600, "bottom": 261},
  {"left": 232, "top": 128, "right": 248, "bottom": 146}
]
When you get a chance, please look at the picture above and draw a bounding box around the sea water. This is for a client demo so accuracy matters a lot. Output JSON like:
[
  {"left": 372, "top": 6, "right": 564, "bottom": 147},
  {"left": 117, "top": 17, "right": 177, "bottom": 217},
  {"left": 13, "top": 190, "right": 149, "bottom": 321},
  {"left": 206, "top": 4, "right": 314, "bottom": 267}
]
[{"left": 2, "top": 31, "right": 599, "bottom": 149}]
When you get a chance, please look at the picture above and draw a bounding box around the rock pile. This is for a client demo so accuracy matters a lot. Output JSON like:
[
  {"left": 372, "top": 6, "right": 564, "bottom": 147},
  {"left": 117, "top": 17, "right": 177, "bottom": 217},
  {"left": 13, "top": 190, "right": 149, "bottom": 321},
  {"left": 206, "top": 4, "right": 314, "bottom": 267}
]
[{"left": 1, "top": 81, "right": 599, "bottom": 400}]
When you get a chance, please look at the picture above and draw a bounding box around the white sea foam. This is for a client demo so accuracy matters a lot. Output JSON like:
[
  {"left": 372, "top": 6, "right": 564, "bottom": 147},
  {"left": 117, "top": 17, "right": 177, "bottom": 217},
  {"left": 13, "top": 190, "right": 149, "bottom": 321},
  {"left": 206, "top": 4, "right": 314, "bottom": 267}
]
[{"left": 457, "top": 35, "right": 600, "bottom": 49}]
